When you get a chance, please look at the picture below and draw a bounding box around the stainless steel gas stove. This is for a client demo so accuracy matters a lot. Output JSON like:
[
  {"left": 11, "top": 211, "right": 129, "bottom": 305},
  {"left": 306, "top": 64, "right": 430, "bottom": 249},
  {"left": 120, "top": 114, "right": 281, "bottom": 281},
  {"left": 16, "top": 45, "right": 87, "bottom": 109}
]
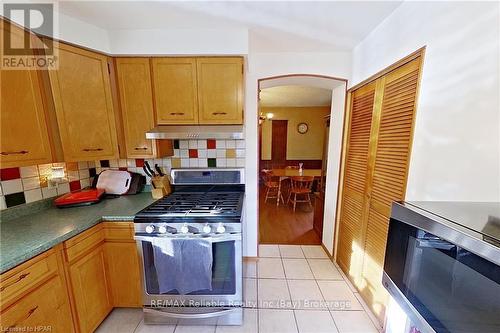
[{"left": 134, "top": 168, "right": 244, "bottom": 326}]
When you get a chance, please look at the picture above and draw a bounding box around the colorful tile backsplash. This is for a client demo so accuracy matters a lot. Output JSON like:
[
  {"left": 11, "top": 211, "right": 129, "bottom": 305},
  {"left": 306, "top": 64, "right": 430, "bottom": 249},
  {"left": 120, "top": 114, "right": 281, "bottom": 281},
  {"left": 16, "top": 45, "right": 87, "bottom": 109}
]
[{"left": 0, "top": 139, "right": 245, "bottom": 210}]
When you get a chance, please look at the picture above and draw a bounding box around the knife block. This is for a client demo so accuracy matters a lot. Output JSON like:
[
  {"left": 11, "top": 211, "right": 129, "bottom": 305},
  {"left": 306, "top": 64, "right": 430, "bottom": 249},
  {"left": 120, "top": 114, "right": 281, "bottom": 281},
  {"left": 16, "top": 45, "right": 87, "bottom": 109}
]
[{"left": 151, "top": 175, "right": 172, "bottom": 199}]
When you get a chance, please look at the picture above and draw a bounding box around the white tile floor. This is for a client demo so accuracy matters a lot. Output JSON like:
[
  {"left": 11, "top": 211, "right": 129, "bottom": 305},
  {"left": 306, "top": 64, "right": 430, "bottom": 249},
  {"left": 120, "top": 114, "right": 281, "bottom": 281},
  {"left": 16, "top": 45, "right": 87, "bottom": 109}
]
[{"left": 96, "top": 245, "right": 381, "bottom": 333}]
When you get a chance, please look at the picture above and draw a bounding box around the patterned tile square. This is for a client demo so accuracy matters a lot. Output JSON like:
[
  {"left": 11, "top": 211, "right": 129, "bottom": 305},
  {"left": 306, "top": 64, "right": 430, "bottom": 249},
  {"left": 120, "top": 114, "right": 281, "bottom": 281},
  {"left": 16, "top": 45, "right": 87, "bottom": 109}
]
[
  {"left": 24, "top": 188, "right": 43, "bottom": 203},
  {"left": 225, "top": 140, "right": 236, "bottom": 148},
  {"left": 0, "top": 167, "right": 20, "bottom": 181},
  {"left": 20, "top": 166, "right": 38, "bottom": 178},
  {"left": 226, "top": 159, "right": 236, "bottom": 167},
  {"left": 66, "top": 162, "right": 79, "bottom": 171},
  {"left": 181, "top": 158, "right": 190, "bottom": 167},
  {"left": 216, "top": 158, "right": 227, "bottom": 167},
  {"left": 198, "top": 149, "right": 207, "bottom": 158},
  {"left": 189, "top": 149, "right": 198, "bottom": 158},
  {"left": 207, "top": 150, "right": 217, "bottom": 158},
  {"left": 100, "top": 160, "right": 110, "bottom": 167},
  {"left": 207, "top": 139, "right": 216, "bottom": 149},
  {"left": 78, "top": 161, "right": 88, "bottom": 169},
  {"left": 135, "top": 159, "right": 145, "bottom": 167},
  {"left": 1, "top": 179, "right": 23, "bottom": 195},
  {"left": 171, "top": 158, "right": 181, "bottom": 168},
  {"left": 69, "top": 180, "right": 81, "bottom": 192},
  {"left": 197, "top": 140, "right": 207, "bottom": 149},
  {"left": 188, "top": 140, "right": 198, "bottom": 149},
  {"left": 22, "top": 177, "right": 40, "bottom": 191},
  {"left": 42, "top": 187, "right": 58, "bottom": 198},
  {"left": 216, "top": 140, "right": 226, "bottom": 148},
  {"left": 208, "top": 158, "right": 217, "bottom": 167},
  {"left": 173, "top": 139, "right": 180, "bottom": 149},
  {"left": 5, "top": 192, "right": 25, "bottom": 207},
  {"left": 89, "top": 168, "right": 97, "bottom": 177},
  {"left": 179, "top": 140, "right": 189, "bottom": 149},
  {"left": 226, "top": 149, "right": 236, "bottom": 158}
]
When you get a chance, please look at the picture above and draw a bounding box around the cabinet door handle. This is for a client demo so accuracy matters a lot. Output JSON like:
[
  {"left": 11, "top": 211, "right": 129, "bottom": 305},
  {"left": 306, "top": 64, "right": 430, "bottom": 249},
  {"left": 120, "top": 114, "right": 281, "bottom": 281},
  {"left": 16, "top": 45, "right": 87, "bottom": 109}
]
[
  {"left": 170, "top": 112, "right": 185, "bottom": 116},
  {"left": 212, "top": 112, "right": 227, "bottom": 116},
  {"left": 134, "top": 147, "right": 148, "bottom": 150},
  {"left": 82, "top": 148, "right": 103, "bottom": 152},
  {"left": 0, "top": 272, "right": 30, "bottom": 292},
  {"left": 1, "top": 150, "right": 29, "bottom": 155},
  {"left": 27, "top": 305, "right": 39, "bottom": 318}
]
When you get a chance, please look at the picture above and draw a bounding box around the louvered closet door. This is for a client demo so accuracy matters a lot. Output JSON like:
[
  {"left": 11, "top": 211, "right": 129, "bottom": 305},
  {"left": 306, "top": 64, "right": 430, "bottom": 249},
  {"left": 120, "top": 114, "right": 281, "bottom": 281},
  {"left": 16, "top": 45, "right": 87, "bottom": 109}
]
[
  {"left": 336, "top": 81, "right": 376, "bottom": 280},
  {"left": 360, "top": 57, "right": 421, "bottom": 319}
]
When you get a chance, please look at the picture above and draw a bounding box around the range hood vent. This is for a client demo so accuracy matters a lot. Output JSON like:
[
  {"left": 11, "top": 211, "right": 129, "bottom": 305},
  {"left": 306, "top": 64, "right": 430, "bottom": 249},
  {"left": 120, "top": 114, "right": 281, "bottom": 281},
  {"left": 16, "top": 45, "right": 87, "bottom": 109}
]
[{"left": 146, "top": 125, "right": 244, "bottom": 140}]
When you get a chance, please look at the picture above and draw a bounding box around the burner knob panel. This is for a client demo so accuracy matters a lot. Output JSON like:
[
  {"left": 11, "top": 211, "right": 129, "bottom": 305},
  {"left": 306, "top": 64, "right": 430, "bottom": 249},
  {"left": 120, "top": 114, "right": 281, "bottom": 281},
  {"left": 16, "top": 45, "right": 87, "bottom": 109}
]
[
  {"left": 145, "top": 225, "right": 155, "bottom": 234},
  {"left": 180, "top": 224, "right": 189, "bottom": 234},
  {"left": 202, "top": 224, "right": 212, "bottom": 234},
  {"left": 158, "top": 226, "right": 167, "bottom": 234},
  {"left": 216, "top": 224, "right": 225, "bottom": 234}
]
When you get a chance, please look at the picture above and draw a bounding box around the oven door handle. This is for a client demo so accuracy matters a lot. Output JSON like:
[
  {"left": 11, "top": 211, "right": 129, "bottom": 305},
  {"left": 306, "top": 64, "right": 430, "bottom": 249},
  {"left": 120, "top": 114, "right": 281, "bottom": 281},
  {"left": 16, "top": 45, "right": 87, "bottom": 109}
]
[
  {"left": 143, "top": 307, "right": 240, "bottom": 319},
  {"left": 134, "top": 234, "right": 241, "bottom": 243}
]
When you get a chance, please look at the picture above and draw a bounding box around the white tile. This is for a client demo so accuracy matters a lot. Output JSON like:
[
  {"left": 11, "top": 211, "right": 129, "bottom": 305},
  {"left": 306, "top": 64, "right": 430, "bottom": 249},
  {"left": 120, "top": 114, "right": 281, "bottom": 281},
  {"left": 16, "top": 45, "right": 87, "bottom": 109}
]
[
  {"left": 258, "top": 258, "right": 285, "bottom": 279},
  {"left": 163, "top": 158, "right": 172, "bottom": 168},
  {"left": 207, "top": 150, "right": 217, "bottom": 158},
  {"left": 216, "top": 159, "right": 227, "bottom": 167},
  {"left": 197, "top": 140, "right": 207, "bottom": 149},
  {"left": 180, "top": 149, "right": 189, "bottom": 158},
  {"left": 216, "top": 149, "right": 226, "bottom": 158},
  {"left": 308, "top": 259, "right": 343, "bottom": 280},
  {"left": 42, "top": 187, "right": 58, "bottom": 198},
  {"left": 179, "top": 140, "right": 189, "bottom": 149},
  {"left": 301, "top": 245, "right": 329, "bottom": 259},
  {"left": 174, "top": 325, "right": 215, "bottom": 333},
  {"left": 243, "top": 278, "right": 257, "bottom": 308},
  {"left": 20, "top": 166, "right": 39, "bottom": 178},
  {"left": 198, "top": 149, "right": 207, "bottom": 158},
  {"left": 127, "top": 159, "right": 136, "bottom": 167},
  {"left": 258, "top": 279, "right": 292, "bottom": 309},
  {"left": 88, "top": 161, "right": 96, "bottom": 168},
  {"left": 79, "top": 169, "right": 90, "bottom": 179},
  {"left": 1, "top": 179, "right": 23, "bottom": 195},
  {"left": 226, "top": 158, "right": 236, "bottom": 167},
  {"left": 317, "top": 281, "right": 363, "bottom": 311},
  {"left": 295, "top": 310, "right": 339, "bottom": 333},
  {"left": 235, "top": 149, "right": 245, "bottom": 158},
  {"left": 80, "top": 178, "right": 90, "bottom": 188},
  {"left": 225, "top": 140, "right": 236, "bottom": 148},
  {"left": 216, "top": 140, "right": 226, "bottom": 148},
  {"left": 198, "top": 159, "right": 208, "bottom": 168},
  {"left": 37, "top": 163, "right": 52, "bottom": 176},
  {"left": 352, "top": 293, "right": 383, "bottom": 331},
  {"left": 258, "top": 309, "right": 297, "bottom": 333},
  {"left": 0, "top": 196, "right": 6, "bottom": 210},
  {"left": 57, "top": 182, "right": 70, "bottom": 195},
  {"left": 236, "top": 140, "right": 245, "bottom": 148},
  {"left": 283, "top": 259, "right": 314, "bottom": 279},
  {"left": 188, "top": 140, "right": 198, "bottom": 149},
  {"left": 330, "top": 311, "right": 378, "bottom": 333},
  {"left": 95, "top": 308, "right": 143, "bottom": 333},
  {"left": 24, "top": 188, "right": 43, "bottom": 203},
  {"left": 259, "top": 245, "right": 280, "bottom": 258},
  {"left": 173, "top": 149, "right": 181, "bottom": 157},
  {"left": 287, "top": 279, "right": 326, "bottom": 310},
  {"left": 279, "top": 245, "right": 304, "bottom": 258},
  {"left": 243, "top": 260, "right": 257, "bottom": 278},
  {"left": 135, "top": 320, "right": 175, "bottom": 333},
  {"left": 68, "top": 170, "right": 79, "bottom": 182},
  {"left": 181, "top": 159, "right": 190, "bottom": 167},
  {"left": 189, "top": 159, "right": 199, "bottom": 167},
  {"left": 22, "top": 177, "right": 40, "bottom": 191},
  {"left": 0, "top": 185, "right": 2, "bottom": 195},
  {"left": 78, "top": 161, "right": 88, "bottom": 169},
  {"left": 236, "top": 159, "right": 245, "bottom": 167},
  {"left": 216, "top": 308, "right": 257, "bottom": 333},
  {"left": 109, "top": 159, "right": 119, "bottom": 168}
]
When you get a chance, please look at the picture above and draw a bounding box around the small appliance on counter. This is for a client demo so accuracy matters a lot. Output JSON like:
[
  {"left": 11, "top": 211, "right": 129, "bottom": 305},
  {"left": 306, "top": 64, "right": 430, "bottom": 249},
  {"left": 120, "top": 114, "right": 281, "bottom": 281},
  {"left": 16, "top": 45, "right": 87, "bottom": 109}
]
[
  {"left": 134, "top": 168, "right": 245, "bottom": 326},
  {"left": 383, "top": 201, "right": 500, "bottom": 333}
]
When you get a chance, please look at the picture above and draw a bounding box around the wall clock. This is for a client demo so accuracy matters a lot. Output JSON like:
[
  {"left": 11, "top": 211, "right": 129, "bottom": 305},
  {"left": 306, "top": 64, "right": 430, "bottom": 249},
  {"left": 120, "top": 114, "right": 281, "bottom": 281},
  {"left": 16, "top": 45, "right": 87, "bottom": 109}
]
[{"left": 297, "top": 122, "right": 309, "bottom": 134}]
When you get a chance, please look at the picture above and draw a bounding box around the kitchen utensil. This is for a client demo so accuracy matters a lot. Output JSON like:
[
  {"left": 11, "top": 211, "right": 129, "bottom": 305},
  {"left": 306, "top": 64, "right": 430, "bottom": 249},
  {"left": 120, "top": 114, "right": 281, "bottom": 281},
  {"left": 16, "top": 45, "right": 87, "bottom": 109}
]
[
  {"left": 155, "top": 164, "right": 164, "bottom": 176},
  {"left": 144, "top": 161, "right": 156, "bottom": 177}
]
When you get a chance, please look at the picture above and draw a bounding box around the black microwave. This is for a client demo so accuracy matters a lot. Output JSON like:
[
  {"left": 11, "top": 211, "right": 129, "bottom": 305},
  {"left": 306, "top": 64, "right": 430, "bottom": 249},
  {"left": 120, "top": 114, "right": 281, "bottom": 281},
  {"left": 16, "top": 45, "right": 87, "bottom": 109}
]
[{"left": 383, "top": 202, "right": 500, "bottom": 333}]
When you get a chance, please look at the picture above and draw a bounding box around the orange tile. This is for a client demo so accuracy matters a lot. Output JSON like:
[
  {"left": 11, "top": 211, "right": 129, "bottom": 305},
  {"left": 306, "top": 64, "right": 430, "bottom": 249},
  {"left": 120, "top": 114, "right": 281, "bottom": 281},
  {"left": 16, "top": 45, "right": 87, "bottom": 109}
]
[
  {"left": 39, "top": 176, "right": 48, "bottom": 188},
  {"left": 226, "top": 149, "right": 236, "bottom": 158},
  {"left": 171, "top": 158, "right": 181, "bottom": 168},
  {"left": 66, "top": 162, "right": 78, "bottom": 171}
]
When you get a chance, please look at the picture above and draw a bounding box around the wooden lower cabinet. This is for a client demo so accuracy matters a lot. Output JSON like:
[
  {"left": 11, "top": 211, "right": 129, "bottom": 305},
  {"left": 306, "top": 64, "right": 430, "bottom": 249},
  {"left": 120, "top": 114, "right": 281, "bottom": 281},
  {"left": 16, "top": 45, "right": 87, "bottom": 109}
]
[{"left": 0, "top": 222, "right": 142, "bottom": 333}]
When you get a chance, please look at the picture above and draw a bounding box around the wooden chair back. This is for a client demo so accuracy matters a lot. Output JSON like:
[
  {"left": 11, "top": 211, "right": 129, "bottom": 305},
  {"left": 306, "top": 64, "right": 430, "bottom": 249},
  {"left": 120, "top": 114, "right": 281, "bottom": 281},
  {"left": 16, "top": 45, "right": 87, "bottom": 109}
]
[{"left": 290, "top": 176, "right": 314, "bottom": 192}]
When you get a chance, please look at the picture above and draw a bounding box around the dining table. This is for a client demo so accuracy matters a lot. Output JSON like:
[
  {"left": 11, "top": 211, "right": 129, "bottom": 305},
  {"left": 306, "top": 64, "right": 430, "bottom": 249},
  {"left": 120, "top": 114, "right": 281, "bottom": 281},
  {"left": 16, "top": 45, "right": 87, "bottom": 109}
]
[{"left": 268, "top": 168, "right": 322, "bottom": 206}]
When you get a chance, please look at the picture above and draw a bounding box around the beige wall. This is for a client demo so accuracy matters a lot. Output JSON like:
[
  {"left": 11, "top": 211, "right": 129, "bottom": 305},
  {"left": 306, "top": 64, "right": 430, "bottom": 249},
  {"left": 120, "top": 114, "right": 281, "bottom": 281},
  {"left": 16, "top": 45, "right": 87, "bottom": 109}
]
[{"left": 260, "top": 106, "right": 330, "bottom": 160}]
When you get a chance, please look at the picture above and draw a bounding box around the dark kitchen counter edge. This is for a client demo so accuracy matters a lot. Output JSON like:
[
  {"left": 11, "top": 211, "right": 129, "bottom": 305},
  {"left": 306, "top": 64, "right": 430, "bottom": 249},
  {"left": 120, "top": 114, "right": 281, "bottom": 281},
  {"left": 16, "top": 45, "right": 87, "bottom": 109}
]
[{"left": 0, "top": 193, "right": 156, "bottom": 274}]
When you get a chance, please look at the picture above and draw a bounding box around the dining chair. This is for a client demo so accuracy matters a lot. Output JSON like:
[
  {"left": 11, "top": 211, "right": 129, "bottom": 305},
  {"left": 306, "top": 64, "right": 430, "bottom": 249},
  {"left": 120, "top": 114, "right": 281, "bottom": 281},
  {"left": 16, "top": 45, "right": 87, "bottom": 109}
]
[
  {"left": 288, "top": 176, "right": 314, "bottom": 211},
  {"left": 262, "top": 170, "right": 285, "bottom": 205}
]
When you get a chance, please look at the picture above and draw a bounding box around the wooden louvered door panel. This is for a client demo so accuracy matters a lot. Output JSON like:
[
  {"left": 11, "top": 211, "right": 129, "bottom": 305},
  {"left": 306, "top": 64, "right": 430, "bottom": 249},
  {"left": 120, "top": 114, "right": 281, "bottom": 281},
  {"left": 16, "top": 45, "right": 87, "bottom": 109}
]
[
  {"left": 360, "top": 57, "right": 421, "bottom": 320},
  {"left": 336, "top": 82, "right": 376, "bottom": 281}
]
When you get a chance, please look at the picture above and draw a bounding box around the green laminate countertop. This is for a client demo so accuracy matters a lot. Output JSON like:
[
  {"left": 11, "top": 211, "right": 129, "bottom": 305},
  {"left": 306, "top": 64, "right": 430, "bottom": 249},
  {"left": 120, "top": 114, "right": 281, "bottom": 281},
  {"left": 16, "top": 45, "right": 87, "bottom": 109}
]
[{"left": 0, "top": 193, "right": 156, "bottom": 274}]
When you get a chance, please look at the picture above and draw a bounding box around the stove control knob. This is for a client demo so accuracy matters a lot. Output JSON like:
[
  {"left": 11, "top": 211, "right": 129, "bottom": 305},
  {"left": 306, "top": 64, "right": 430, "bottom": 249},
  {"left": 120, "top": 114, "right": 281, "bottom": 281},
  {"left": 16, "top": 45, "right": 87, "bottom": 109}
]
[
  {"left": 180, "top": 224, "right": 189, "bottom": 234},
  {"left": 216, "top": 224, "right": 226, "bottom": 234},
  {"left": 202, "top": 224, "right": 212, "bottom": 234},
  {"left": 145, "top": 225, "right": 155, "bottom": 234},
  {"left": 158, "top": 226, "right": 167, "bottom": 234}
]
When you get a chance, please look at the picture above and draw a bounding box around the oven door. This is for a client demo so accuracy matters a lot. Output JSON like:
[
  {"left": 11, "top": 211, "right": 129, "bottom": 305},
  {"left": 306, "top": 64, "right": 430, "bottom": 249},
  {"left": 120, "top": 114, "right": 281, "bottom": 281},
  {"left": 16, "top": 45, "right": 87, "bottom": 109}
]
[
  {"left": 135, "top": 233, "right": 242, "bottom": 307},
  {"left": 384, "top": 216, "right": 500, "bottom": 333}
]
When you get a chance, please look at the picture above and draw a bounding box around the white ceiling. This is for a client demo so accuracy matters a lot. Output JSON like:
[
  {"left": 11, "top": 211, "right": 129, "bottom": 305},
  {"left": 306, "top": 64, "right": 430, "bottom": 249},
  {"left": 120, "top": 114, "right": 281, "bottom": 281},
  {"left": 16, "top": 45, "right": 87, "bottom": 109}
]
[
  {"left": 57, "top": 1, "right": 402, "bottom": 52},
  {"left": 260, "top": 85, "right": 332, "bottom": 107}
]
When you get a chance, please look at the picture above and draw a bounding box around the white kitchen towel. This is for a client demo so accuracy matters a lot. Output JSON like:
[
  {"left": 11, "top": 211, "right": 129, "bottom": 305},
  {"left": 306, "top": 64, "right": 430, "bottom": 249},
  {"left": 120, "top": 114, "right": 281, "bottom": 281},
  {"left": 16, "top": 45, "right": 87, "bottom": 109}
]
[{"left": 152, "top": 238, "right": 213, "bottom": 295}]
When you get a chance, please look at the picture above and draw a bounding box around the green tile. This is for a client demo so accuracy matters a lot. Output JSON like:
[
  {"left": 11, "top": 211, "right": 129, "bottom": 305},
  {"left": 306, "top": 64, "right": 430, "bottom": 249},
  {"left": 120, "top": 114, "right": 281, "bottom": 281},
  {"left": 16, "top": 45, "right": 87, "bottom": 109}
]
[
  {"left": 208, "top": 158, "right": 217, "bottom": 167},
  {"left": 173, "top": 139, "right": 180, "bottom": 149},
  {"left": 5, "top": 192, "right": 26, "bottom": 208}
]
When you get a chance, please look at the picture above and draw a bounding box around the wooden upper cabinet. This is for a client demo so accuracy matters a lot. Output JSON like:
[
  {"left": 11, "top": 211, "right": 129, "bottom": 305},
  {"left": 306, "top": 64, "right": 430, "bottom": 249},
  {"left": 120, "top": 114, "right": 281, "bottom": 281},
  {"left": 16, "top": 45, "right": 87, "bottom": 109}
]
[
  {"left": 197, "top": 57, "right": 243, "bottom": 124},
  {"left": 152, "top": 57, "right": 199, "bottom": 124},
  {"left": 48, "top": 43, "right": 119, "bottom": 161},
  {"left": 0, "top": 23, "right": 53, "bottom": 167},
  {"left": 115, "top": 58, "right": 156, "bottom": 158}
]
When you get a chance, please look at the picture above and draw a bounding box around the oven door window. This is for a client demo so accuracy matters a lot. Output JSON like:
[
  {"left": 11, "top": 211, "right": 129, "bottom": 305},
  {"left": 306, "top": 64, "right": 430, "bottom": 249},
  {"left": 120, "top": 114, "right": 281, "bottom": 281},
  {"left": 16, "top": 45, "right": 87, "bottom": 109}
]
[
  {"left": 385, "top": 220, "right": 500, "bottom": 333},
  {"left": 141, "top": 240, "right": 237, "bottom": 295}
]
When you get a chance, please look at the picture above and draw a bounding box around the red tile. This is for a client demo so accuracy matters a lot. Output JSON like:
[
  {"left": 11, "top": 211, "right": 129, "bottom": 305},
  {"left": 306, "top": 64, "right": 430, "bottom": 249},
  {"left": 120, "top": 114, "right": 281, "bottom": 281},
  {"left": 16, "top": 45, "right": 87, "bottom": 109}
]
[
  {"left": 135, "top": 159, "right": 145, "bottom": 167},
  {"left": 119, "top": 167, "right": 128, "bottom": 171},
  {"left": 207, "top": 139, "right": 216, "bottom": 149},
  {"left": 189, "top": 149, "right": 198, "bottom": 158},
  {"left": 69, "top": 180, "right": 81, "bottom": 192},
  {"left": 0, "top": 167, "right": 20, "bottom": 181}
]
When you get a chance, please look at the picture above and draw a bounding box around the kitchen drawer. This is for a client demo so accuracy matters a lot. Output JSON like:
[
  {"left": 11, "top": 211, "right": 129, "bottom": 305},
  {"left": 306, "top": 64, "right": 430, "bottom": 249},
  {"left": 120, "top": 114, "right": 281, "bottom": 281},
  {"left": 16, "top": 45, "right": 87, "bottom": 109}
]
[
  {"left": 64, "top": 224, "right": 104, "bottom": 263},
  {"left": 0, "top": 249, "right": 58, "bottom": 308},
  {"left": 102, "top": 221, "right": 134, "bottom": 241}
]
